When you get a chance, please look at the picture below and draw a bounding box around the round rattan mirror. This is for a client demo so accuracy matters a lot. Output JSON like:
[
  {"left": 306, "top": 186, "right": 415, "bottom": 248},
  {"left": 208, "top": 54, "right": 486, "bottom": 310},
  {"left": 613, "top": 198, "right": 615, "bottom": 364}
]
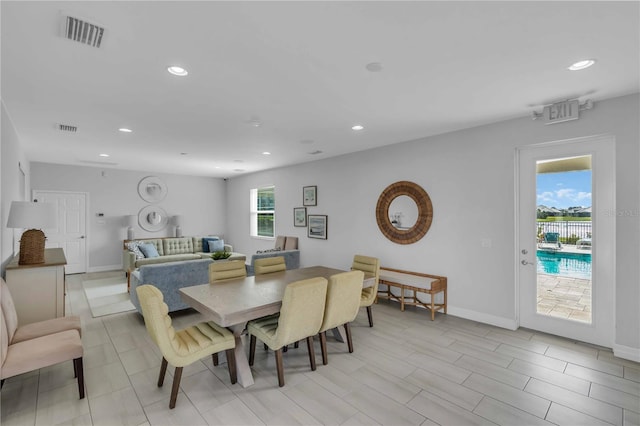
[{"left": 376, "top": 181, "right": 433, "bottom": 244}]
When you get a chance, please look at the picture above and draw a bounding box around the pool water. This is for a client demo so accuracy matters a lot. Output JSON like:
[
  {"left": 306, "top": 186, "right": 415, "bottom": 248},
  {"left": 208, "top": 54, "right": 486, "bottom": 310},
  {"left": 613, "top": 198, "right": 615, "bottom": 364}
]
[{"left": 537, "top": 251, "right": 592, "bottom": 280}]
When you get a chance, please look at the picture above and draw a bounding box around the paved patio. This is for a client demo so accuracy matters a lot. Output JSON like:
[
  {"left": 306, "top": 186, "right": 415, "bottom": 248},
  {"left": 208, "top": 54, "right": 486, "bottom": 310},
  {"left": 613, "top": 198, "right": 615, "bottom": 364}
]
[{"left": 537, "top": 273, "right": 592, "bottom": 323}]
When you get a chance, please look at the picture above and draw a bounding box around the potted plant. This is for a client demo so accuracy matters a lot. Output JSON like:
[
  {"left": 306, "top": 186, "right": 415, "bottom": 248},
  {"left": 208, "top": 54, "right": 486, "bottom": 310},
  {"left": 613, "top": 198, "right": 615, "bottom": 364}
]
[{"left": 211, "top": 250, "right": 232, "bottom": 261}]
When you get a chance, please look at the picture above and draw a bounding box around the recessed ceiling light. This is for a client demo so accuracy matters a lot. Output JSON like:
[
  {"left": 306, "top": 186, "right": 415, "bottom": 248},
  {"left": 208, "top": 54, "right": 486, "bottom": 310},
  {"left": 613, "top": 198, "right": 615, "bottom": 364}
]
[
  {"left": 99, "top": 153, "right": 109, "bottom": 157},
  {"left": 118, "top": 128, "right": 132, "bottom": 133},
  {"left": 167, "top": 66, "right": 188, "bottom": 76},
  {"left": 365, "top": 62, "right": 383, "bottom": 72},
  {"left": 351, "top": 125, "right": 364, "bottom": 131},
  {"left": 262, "top": 151, "right": 271, "bottom": 155},
  {"left": 568, "top": 59, "right": 596, "bottom": 71}
]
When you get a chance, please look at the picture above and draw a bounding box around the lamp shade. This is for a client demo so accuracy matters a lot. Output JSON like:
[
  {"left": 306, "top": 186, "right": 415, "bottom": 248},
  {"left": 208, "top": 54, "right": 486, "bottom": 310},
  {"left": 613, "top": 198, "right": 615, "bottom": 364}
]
[
  {"left": 125, "top": 215, "right": 137, "bottom": 227},
  {"left": 7, "top": 201, "right": 57, "bottom": 229},
  {"left": 173, "top": 215, "right": 183, "bottom": 226}
]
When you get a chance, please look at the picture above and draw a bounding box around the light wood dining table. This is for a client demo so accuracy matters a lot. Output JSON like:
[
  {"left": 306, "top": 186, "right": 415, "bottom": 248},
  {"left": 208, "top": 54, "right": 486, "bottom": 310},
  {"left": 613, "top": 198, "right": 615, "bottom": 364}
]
[{"left": 179, "top": 265, "right": 375, "bottom": 387}]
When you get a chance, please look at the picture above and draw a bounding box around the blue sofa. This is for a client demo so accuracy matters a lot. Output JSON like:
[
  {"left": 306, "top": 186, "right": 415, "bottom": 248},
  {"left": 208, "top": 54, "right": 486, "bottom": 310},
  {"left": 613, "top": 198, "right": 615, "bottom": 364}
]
[{"left": 129, "top": 258, "right": 213, "bottom": 313}]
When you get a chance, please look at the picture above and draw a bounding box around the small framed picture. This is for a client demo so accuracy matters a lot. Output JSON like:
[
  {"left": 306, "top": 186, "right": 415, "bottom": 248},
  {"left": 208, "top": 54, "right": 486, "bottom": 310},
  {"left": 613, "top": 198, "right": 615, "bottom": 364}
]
[
  {"left": 308, "top": 215, "right": 328, "bottom": 239},
  {"left": 293, "top": 207, "right": 307, "bottom": 227},
  {"left": 303, "top": 185, "right": 317, "bottom": 206}
]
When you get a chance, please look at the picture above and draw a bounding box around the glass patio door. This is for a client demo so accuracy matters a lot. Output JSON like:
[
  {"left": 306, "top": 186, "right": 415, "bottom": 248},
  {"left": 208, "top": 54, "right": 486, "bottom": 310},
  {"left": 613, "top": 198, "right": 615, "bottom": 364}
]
[{"left": 517, "top": 136, "right": 615, "bottom": 347}]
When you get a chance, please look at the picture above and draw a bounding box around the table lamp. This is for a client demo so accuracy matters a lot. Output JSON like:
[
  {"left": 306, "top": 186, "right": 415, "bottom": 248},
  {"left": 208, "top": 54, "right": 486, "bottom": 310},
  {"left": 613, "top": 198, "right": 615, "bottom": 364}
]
[
  {"left": 7, "top": 201, "right": 58, "bottom": 265},
  {"left": 173, "top": 215, "right": 183, "bottom": 237},
  {"left": 125, "top": 215, "right": 137, "bottom": 240}
]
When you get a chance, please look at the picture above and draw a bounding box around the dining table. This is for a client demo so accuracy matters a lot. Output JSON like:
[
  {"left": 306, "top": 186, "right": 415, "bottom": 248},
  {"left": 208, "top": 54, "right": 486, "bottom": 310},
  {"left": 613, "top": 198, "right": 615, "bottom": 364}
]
[{"left": 179, "top": 265, "right": 375, "bottom": 387}]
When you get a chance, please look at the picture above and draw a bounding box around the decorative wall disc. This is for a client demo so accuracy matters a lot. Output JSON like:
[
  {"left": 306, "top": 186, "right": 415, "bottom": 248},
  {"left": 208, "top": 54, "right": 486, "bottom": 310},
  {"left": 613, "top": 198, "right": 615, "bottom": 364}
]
[
  {"left": 138, "top": 205, "right": 168, "bottom": 232},
  {"left": 138, "top": 176, "right": 167, "bottom": 203}
]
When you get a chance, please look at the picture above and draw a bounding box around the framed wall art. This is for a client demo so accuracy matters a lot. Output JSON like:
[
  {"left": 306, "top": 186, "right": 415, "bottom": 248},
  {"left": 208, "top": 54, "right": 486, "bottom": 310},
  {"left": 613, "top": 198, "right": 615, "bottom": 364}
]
[
  {"left": 294, "top": 207, "right": 307, "bottom": 227},
  {"left": 303, "top": 185, "right": 317, "bottom": 206},
  {"left": 308, "top": 214, "right": 327, "bottom": 239}
]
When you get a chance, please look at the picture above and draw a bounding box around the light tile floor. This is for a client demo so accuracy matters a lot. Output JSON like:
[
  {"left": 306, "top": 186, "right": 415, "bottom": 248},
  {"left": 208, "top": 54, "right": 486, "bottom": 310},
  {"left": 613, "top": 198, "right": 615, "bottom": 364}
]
[{"left": 2, "top": 270, "right": 639, "bottom": 425}]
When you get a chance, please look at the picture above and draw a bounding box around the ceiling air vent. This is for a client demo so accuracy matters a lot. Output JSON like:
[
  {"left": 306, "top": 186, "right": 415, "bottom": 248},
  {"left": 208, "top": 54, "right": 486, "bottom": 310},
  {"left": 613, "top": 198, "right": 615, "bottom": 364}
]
[
  {"left": 58, "top": 123, "right": 78, "bottom": 133},
  {"left": 64, "top": 16, "right": 104, "bottom": 48}
]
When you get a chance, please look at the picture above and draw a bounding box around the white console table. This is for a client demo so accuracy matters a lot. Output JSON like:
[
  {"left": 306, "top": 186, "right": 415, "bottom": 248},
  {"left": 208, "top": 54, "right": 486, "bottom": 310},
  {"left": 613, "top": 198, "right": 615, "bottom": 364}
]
[{"left": 5, "top": 248, "right": 67, "bottom": 325}]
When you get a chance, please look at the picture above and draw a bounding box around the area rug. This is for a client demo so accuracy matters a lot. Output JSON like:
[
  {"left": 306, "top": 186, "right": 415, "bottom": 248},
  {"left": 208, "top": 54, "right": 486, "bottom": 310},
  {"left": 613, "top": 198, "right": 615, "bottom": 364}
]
[{"left": 82, "top": 276, "right": 135, "bottom": 318}]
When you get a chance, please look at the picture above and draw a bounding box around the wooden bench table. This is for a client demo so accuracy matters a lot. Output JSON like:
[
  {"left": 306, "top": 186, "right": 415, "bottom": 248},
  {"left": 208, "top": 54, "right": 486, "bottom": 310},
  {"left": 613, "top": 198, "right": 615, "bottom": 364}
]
[{"left": 377, "top": 267, "right": 447, "bottom": 320}]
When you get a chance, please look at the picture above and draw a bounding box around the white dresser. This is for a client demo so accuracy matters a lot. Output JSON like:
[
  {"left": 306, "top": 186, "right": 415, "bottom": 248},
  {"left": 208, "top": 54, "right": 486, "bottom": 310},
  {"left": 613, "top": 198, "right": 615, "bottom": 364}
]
[{"left": 5, "top": 248, "right": 67, "bottom": 325}]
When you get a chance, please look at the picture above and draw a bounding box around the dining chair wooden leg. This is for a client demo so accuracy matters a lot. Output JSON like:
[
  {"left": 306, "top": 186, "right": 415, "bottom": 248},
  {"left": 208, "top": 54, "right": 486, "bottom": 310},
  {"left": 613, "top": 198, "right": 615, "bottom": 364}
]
[
  {"left": 366, "top": 306, "right": 373, "bottom": 327},
  {"left": 283, "top": 345, "right": 288, "bottom": 353},
  {"left": 306, "top": 336, "right": 317, "bottom": 371},
  {"left": 169, "top": 367, "right": 183, "bottom": 409},
  {"left": 158, "top": 357, "right": 168, "bottom": 387},
  {"left": 249, "top": 335, "right": 257, "bottom": 366},
  {"left": 225, "top": 349, "right": 237, "bottom": 384},
  {"left": 345, "top": 323, "right": 354, "bottom": 353},
  {"left": 74, "top": 357, "right": 85, "bottom": 399},
  {"left": 263, "top": 343, "right": 268, "bottom": 351},
  {"left": 294, "top": 341, "right": 299, "bottom": 349},
  {"left": 73, "top": 357, "right": 78, "bottom": 377},
  {"left": 320, "top": 331, "right": 328, "bottom": 365},
  {"left": 275, "top": 348, "right": 285, "bottom": 387},
  {"left": 212, "top": 353, "right": 219, "bottom": 366}
]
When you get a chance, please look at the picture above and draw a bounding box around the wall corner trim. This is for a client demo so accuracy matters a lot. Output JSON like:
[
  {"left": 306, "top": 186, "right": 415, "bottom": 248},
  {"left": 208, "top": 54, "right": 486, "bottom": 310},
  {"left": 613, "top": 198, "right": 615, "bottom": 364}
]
[{"left": 613, "top": 343, "right": 640, "bottom": 362}]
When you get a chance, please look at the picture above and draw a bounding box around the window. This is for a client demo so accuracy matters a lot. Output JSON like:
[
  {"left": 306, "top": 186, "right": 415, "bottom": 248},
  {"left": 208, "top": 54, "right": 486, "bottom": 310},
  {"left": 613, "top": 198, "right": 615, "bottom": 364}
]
[{"left": 250, "top": 186, "right": 275, "bottom": 237}]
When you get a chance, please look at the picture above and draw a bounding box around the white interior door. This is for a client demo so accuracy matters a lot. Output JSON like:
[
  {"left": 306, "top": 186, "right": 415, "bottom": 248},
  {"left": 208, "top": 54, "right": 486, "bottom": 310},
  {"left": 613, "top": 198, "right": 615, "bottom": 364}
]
[
  {"left": 516, "top": 135, "right": 615, "bottom": 347},
  {"left": 33, "top": 191, "right": 87, "bottom": 274}
]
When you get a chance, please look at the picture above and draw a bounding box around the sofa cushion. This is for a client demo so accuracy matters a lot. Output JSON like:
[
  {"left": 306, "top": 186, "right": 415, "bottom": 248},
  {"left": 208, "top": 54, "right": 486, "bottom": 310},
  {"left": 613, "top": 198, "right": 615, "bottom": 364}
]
[
  {"left": 201, "top": 237, "right": 220, "bottom": 252},
  {"left": 126, "top": 241, "right": 145, "bottom": 259},
  {"left": 138, "top": 243, "right": 160, "bottom": 258},
  {"left": 135, "top": 254, "right": 200, "bottom": 268},
  {"left": 163, "top": 237, "right": 193, "bottom": 255},
  {"left": 208, "top": 239, "right": 225, "bottom": 252}
]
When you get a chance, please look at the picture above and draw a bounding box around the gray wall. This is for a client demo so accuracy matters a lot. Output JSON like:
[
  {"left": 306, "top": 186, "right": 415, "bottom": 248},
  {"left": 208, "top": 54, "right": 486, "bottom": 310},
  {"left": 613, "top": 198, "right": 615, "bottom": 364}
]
[
  {"left": 1, "top": 102, "right": 30, "bottom": 271},
  {"left": 29, "top": 164, "right": 227, "bottom": 271},
  {"left": 225, "top": 94, "right": 640, "bottom": 356}
]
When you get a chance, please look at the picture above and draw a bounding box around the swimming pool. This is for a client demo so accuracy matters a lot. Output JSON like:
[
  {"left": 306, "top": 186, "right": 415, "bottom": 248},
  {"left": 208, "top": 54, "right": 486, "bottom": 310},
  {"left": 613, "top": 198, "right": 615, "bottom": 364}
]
[{"left": 537, "top": 251, "right": 592, "bottom": 280}]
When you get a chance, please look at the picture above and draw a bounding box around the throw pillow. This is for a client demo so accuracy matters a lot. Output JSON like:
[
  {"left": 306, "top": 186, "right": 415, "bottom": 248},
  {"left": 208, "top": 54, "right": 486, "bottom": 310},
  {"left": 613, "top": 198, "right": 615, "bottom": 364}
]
[
  {"left": 138, "top": 243, "right": 160, "bottom": 258},
  {"left": 202, "top": 237, "right": 220, "bottom": 252},
  {"left": 126, "top": 241, "right": 145, "bottom": 259},
  {"left": 208, "top": 239, "right": 225, "bottom": 253}
]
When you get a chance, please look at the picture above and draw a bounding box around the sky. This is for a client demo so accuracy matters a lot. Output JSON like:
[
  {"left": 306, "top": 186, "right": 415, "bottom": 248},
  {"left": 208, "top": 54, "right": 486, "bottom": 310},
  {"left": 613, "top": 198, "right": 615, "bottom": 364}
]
[{"left": 537, "top": 170, "right": 592, "bottom": 209}]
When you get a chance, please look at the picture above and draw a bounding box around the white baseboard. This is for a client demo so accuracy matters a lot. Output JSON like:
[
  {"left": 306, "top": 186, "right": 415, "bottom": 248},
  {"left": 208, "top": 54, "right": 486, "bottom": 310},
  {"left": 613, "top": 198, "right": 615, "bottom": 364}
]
[
  {"left": 447, "top": 305, "right": 518, "bottom": 330},
  {"left": 87, "top": 264, "right": 123, "bottom": 273},
  {"left": 613, "top": 343, "right": 640, "bottom": 362}
]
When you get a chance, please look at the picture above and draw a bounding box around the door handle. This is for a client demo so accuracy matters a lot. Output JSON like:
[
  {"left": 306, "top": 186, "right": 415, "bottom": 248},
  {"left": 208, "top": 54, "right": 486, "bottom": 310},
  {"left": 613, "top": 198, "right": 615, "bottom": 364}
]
[
  {"left": 521, "top": 260, "right": 533, "bottom": 265},
  {"left": 80, "top": 235, "right": 85, "bottom": 239}
]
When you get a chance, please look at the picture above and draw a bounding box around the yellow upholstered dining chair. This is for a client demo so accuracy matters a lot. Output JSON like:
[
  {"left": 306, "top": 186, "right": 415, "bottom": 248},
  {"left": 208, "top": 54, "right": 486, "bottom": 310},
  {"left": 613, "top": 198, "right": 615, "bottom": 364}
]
[
  {"left": 1, "top": 279, "right": 85, "bottom": 399},
  {"left": 254, "top": 256, "right": 286, "bottom": 275},
  {"left": 247, "top": 277, "right": 328, "bottom": 387},
  {"left": 318, "top": 270, "right": 364, "bottom": 365},
  {"left": 209, "top": 260, "right": 247, "bottom": 283},
  {"left": 136, "top": 285, "right": 237, "bottom": 409},
  {"left": 351, "top": 255, "right": 380, "bottom": 327},
  {"left": 208, "top": 260, "right": 247, "bottom": 366}
]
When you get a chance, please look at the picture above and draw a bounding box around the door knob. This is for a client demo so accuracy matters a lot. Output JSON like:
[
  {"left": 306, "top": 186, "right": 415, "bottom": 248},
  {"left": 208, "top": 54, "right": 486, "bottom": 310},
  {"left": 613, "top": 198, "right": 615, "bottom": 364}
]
[
  {"left": 521, "top": 260, "right": 533, "bottom": 265},
  {"left": 521, "top": 249, "right": 528, "bottom": 255},
  {"left": 80, "top": 235, "right": 85, "bottom": 239}
]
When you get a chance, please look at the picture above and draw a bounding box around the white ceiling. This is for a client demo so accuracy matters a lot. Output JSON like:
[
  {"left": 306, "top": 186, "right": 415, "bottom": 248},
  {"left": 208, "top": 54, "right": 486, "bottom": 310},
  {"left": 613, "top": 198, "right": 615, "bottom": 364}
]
[{"left": 2, "top": 1, "right": 638, "bottom": 178}]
